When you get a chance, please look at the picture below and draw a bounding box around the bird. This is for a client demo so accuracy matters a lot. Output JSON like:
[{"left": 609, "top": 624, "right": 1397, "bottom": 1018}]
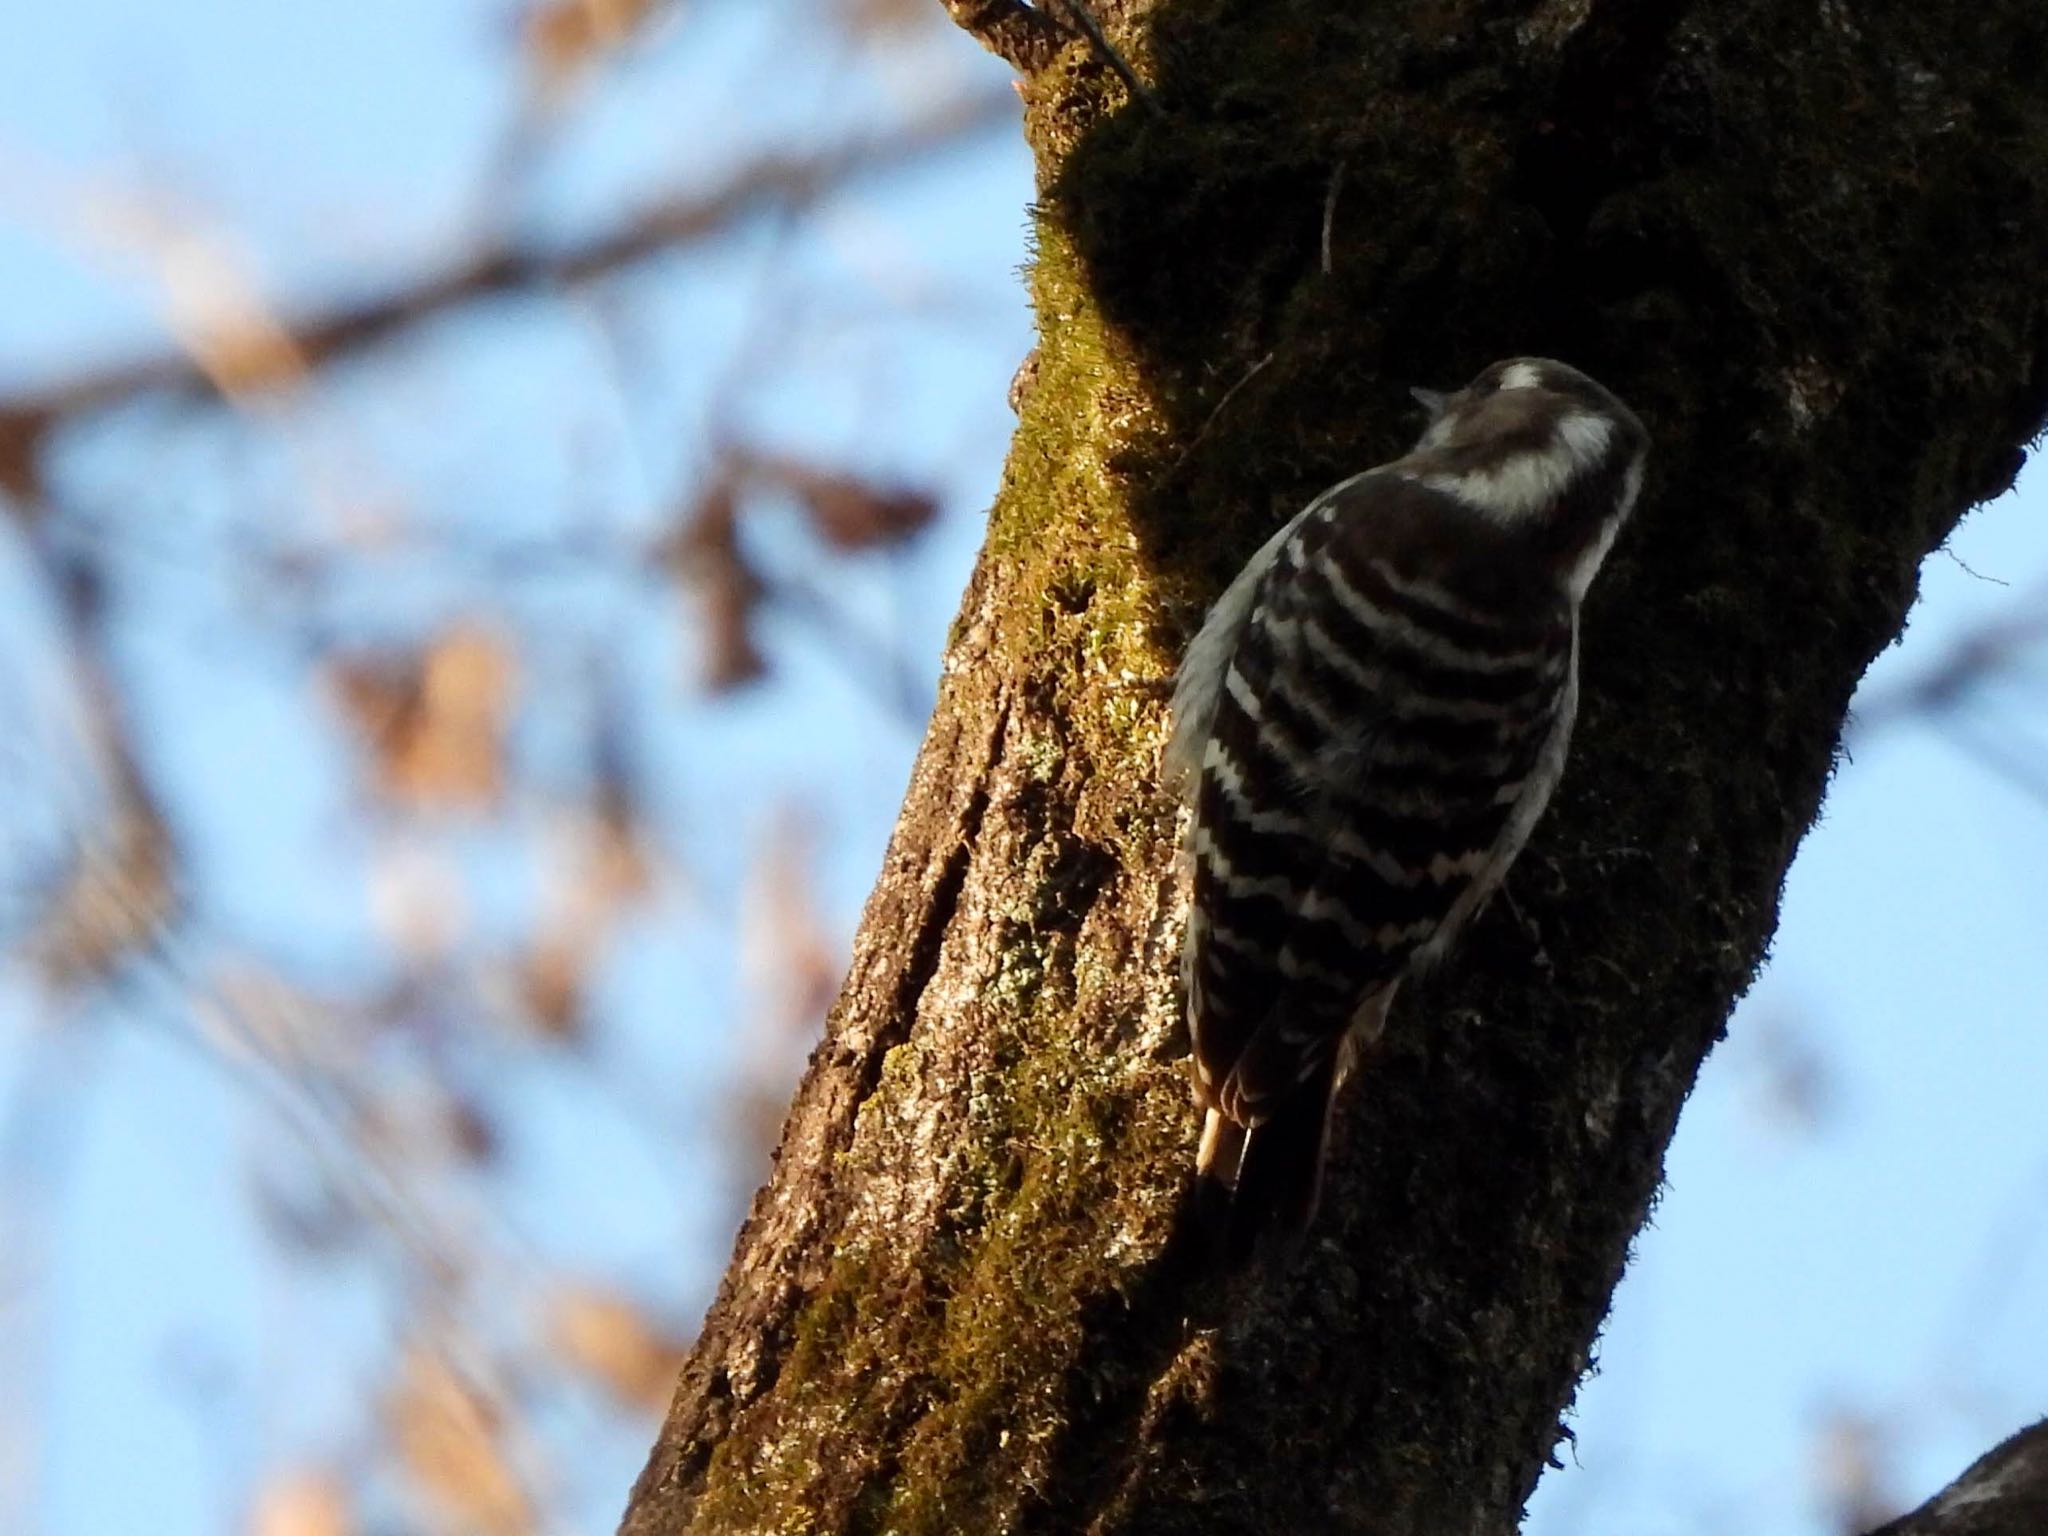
[{"left": 1163, "top": 356, "right": 1649, "bottom": 1262}]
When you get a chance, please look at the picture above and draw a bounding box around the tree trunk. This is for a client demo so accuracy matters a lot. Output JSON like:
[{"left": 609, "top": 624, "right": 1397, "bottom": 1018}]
[{"left": 622, "top": 2, "right": 2048, "bottom": 1532}]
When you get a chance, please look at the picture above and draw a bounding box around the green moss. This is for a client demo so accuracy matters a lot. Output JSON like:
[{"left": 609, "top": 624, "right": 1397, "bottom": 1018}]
[
  {"left": 873, "top": 1021, "right": 1175, "bottom": 1534},
  {"left": 690, "top": 769, "right": 1185, "bottom": 1528},
  {"left": 813, "top": 203, "right": 1201, "bottom": 1521}
]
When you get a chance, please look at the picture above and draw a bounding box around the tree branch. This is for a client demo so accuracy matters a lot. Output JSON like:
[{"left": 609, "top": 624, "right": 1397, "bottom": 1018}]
[
  {"left": 1866, "top": 1420, "right": 2048, "bottom": 1536},
  {"left": 938, "top": 0, "right": 1070, "bottom": 74},
  {"left": 0, "top": 90, "right": 1016, "bottom": 460}
]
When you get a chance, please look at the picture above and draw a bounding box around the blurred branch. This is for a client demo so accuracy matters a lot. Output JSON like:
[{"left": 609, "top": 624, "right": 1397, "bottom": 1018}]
[
  {"left": 21, "top": 731, "right": 176, "bottom": 990},
  {"left": 1865, "top": 1419, "right": 2048, "bottom": 1535},
  {"left": 1852, "top": 596, "right": 2048, "bottom": 729},
  {"left": 1849, "top": 585, "right": 2048, "bottom": 806},
  {"left": 0, "top": 88, "right": 1018, "bottom": 478},
  {"left": 1, "top": 522, "right": 182, "bottom": 990}
]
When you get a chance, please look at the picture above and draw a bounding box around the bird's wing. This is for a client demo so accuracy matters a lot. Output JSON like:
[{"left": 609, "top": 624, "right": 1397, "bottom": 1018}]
[{"left": 1183, "top": 482, "right": 1572, "bottom": 1125}]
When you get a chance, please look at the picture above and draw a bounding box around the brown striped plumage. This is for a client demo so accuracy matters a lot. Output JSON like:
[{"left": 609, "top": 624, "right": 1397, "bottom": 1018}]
[{"left": 1168, "top": 358, "right": 1648, "bottom": 1260}]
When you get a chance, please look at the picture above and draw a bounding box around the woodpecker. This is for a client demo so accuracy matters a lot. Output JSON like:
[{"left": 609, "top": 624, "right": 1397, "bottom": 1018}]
[{"left": 1165, "top": 357, "right": 1648, "bottom": 1259}]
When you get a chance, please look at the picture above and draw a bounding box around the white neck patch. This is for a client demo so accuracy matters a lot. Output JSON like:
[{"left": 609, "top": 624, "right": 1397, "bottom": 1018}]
[
  {"left": 1416, "top": 410, "right": 1615, "bottom": 524},
  {"left": 1556, "top": 411, "right": 1616, "bottom": 466}
]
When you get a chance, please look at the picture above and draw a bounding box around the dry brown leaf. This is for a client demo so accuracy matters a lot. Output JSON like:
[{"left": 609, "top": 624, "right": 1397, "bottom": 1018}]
[
  {"left": 524, "top": 0, "right": 659, "bottom": 92},
  {"left": 753, "top": 456, "right": 939, "bottom": 550},
  {"left": 585, "top": 792, "right": 654, "bottom": 914},
  {"left": 663, "top": 481, "right": 766, "bottom": 692},
  {"left": 331, "top": 626, "right": 517, "bottom": 810},
  {"left": 246, "top": 1468, "right": 352, "bottom": 1536},
  {"left": 388, "top": 1349, "right": 532, "bottom": 1536},
  {"left": 1814, "top": 1411, "right": 1898, "bottom": 1535},
  {"left": 546, "top": 1285, "right": 689, "bottom": 1410},
  {"left": 516, "top": 797, "right": 656, "bottom": 1041},
  {"left": 0, "top": 406, "right": 51, "bottom": 505},
  {"left": 157, "top": 233, "right": 310, "bottom": 396},
  {"left": 520, "top": 933, "right": 589, "bottom": 1042}
]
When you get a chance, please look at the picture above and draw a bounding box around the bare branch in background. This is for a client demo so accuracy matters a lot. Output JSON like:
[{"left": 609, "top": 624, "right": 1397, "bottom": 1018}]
[
  {"left": 0, "top": 88, "right": 1016, "bottom": 443},
  {"left": 1850, "top": 583, "right": 2048, "bottom": 806},
  {"left": 1853, "top": 593, "right": 2048, "bottom": 729},
  {"left": 544, "top": 1285, "right": 692, "bottom": 1412},
  {"left": 22, "top": 734, "right": 176, "bottom": 991},
  {"left": 8, "top": 561, "right": 181, "bottom": 991}
]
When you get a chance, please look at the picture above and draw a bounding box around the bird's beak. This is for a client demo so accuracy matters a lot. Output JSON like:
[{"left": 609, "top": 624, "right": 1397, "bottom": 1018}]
[{"left": 1409, "top": 386, "right": 1450, "bottom": 419}]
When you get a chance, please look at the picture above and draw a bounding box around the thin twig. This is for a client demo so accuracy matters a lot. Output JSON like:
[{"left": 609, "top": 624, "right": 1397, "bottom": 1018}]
[
  {"left": 1054, "top": 0, "right": 1164, "bottom": 115},
  {"left": 1322, "top": 159, "right": 1348, "bottom": 276},
  {"left": 1166, "top": 351, "right": 1274, "bottom": 477},
  {"left": 1943, "top": 543, "right": 2012, "bottom": 586}
]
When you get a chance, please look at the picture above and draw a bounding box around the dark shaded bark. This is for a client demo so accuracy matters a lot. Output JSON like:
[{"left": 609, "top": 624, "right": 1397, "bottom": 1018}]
[{"left": 623, "top": 2, "right": 2048, "bottom": 1532}]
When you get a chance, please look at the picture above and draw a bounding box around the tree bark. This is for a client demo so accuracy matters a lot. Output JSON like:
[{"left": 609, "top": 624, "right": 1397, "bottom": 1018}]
[{"left": 623, "top": 2, "right": 2048, "bottom": 1532}]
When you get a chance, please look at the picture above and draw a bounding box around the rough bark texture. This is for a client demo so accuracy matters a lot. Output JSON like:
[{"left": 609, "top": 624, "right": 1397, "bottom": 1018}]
[{"left": 623, "top": 2, "right": 2048, "bottom": 1532}]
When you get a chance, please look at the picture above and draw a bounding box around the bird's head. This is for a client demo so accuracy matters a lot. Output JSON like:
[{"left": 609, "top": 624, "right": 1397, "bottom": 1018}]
[{"left": 1405, "top": 357, "right": 1649, "bottom": 597}]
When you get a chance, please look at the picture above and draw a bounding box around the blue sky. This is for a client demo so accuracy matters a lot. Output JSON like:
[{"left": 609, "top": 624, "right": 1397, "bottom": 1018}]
[
  {"left": 1530, "top": 491, "right": 2048, "bottom": 1534},
  {"left": 2, "top": 4, "right": 2044, "bottom": 1533}
]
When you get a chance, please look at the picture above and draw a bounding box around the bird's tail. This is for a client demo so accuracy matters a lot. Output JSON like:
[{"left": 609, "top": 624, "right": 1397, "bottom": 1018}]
[{"left": 1194, "top": 1056, "right": 1340, "bottom": 1269}]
